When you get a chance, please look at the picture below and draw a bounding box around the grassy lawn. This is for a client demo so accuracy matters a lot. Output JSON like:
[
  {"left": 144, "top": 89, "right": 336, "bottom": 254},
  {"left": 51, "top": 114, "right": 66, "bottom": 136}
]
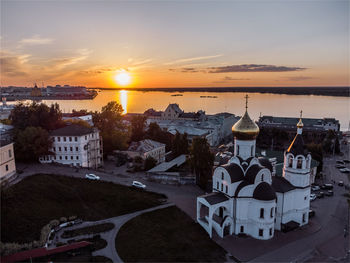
[
  {"left": 62, "top": 223, "right": 114, "bottom": 238},
  {"left": 116, "top": 206, "right": 227, "bottom": 262},
  {"left": 1, "top": 174, "right": 167, "bottom": 243}
]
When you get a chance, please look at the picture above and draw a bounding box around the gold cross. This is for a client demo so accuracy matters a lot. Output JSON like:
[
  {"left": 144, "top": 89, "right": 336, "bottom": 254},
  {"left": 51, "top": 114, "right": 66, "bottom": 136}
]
[{"left": 245, "top": 94, "right": 249, "bottom": 110}]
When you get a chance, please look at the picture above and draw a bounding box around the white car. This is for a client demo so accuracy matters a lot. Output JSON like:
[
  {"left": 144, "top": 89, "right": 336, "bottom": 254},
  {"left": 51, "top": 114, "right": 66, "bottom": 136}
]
[
  {"left": 310, "top": 194, "right": 317, "bottom": 201},
  {"left": 311, "top": 186, "right": 320, "bottom": 191},
  {"left": 132, "top": 181, "right": 146, "bottom": 189},
  {"left": 85, "top": 174, "right": 100, "bottom": 180}
]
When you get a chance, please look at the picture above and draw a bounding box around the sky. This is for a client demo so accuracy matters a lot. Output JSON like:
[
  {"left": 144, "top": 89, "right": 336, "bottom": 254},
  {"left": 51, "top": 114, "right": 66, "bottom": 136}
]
[{"left": 0, "top": 0, "right": 349, "bottom": 88}]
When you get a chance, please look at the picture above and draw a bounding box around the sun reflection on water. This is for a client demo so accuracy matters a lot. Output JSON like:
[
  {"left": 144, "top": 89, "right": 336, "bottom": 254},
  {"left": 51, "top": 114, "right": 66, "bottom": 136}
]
[{"left": 120, "top": 90, "right": 128, "bottom": 114}]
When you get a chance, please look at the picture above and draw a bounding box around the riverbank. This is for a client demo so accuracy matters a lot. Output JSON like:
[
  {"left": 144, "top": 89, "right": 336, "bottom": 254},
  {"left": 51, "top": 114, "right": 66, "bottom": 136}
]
[{"left": 89, "top": 86, "right": 349, "bottom": 97}]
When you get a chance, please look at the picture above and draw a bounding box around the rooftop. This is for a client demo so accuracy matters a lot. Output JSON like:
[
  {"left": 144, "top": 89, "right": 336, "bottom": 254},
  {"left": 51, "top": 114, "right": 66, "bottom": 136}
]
[
  {"left": 50, "top": 124, "right": 95, "bottom": 136},
  {"left": 128, "top": 139, "right": 165, "bottom": 153}
]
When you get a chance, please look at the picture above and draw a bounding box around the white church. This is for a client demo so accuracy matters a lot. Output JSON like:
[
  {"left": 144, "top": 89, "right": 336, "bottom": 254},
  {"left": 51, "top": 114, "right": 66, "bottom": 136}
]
[{"left": 196, "top": 96, "right": 312, "bottom": 240}]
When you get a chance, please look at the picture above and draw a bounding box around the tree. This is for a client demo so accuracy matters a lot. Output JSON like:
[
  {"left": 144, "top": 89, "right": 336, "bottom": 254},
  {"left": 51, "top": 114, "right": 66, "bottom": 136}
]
[
  {"left": 92, "top": 101, "right": 130, "bottom": 155},
  {"left": 189, "top": 137, "right": 214, "bottom": 190},
  {"left": 9, "top": 102, "right": 64, "bottom": 131},
  {"left": 14, "top": 127, "right": 52, "bottom": 162},
  {"left": 171, "top": 132, "right": 189, "bottom": 157},
  {"left": 144, "top": 156, "right": 157, "bottom": 171},
  {"left": 306, "top": 143, "right": 323, "bottom": 174},
  {"left": 145, "top": 122, "right": 173, "bottom": 151},
  {"left": 130, "top": 115, "right": 147, "bottom": 142}
]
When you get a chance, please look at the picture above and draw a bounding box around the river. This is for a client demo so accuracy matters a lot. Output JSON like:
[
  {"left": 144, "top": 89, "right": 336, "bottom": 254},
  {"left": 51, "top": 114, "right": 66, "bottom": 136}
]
[{"left": 34, "top": 90, "right": 349, "bottom": 131}]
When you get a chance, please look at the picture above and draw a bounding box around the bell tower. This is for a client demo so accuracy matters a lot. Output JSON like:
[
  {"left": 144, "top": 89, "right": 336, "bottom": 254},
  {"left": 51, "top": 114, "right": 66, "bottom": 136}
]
[{"left": 283, "top": 111, "right": 311, "bottom": 187}]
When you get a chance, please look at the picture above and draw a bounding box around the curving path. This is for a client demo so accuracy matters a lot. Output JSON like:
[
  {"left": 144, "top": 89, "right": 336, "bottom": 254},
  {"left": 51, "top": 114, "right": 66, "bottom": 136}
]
[{"left": 92, "top": 203, "right": 175, "bottom": 262}]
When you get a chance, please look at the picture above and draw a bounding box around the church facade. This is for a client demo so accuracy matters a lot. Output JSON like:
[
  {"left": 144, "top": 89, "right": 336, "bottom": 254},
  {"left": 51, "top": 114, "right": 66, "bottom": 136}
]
[{"left": 196, "top": 98, "right": 311, "bottom": 240}]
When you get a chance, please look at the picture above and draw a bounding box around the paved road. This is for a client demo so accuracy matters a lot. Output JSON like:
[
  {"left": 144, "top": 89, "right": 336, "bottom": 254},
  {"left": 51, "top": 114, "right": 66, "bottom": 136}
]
[{"left": 11, "top": 149, "right": 350, "bottom": 262}]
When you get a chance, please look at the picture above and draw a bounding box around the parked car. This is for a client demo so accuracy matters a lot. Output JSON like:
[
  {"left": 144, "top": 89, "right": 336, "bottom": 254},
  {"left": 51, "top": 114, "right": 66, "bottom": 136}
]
[
  {"left": 340, "top": 168, "right": 350, "bottom": 173},
  {"left": 132, "top": 181, "right": 146, "bottom": 189},
  {"left": 343, "top": 159, "right": 350, "bottom": 163},
  {"left": 317, "top": 192, "right": 324, "bottom": 198},
  {"left": 310, "top": 194, "right": 317, "bottom": 201},
  {"left": 325, "top": 190, "right": 334, "bottom": 196},
  {"left": 85, "top": 174, "right": 100, "bottom": 180},
  {"left": 338, "top": 181, "right": 344, "bottom": 186},
  {"left": 336, "top": 160, "right": 345, "bottom": 165},
  {"left": 322, "top": 184, "right": 333, "bottom": 190},
  {"left": 311, "top": 186, "right": 320, "bottom": 191},
  {"left": 309, "top": 209, "right": 315, "bottom": 218}
]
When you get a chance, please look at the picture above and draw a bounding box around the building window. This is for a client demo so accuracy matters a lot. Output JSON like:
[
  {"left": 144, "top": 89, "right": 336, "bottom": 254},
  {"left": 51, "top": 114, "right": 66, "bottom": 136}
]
[
  {"left": 251, "top": 145, "right": 254, "bottom": 156},
  {"left": 71, "top": 156, "right": 73, "bottom": 160},
  {"left": 53, "top": 147, "right": 56, "bottom": 152},
  {"left": 85, "top": 136, "right": 87, "bottom": 140},
  {"left": 304, "top": 196, "right": 307, "bottom": 200},
  {"left": 221, "top": 184, "right": 223, "bottom": 191},
  {"left": 269, "top": 228, "right": 272, "bottom": 236},
  {"left": 63, "top": 137, "right": 66, "bottom": 142},
  {"left": 240, "top": 226, "right": 244, "bottom": 233},
  {"left": 302, "top": 213, "right": 306, "bottom": 223},
  {"left": 54, "top": 156, "right": 56, "bottom": 160},
  {"left": 270, "top": 207, "right": 274, "bottom": 218},
  {"left": 59, "top": 156, "right": 62, "bottom": 160},
  {"left": 237, "top": 145, "right": 240, "bottom": 155},
  {"left": 225, "top": 185, "right": 228, "bottom": 193},
  {"left": 64, "top": 147, "right": 67, "bottom": 151},
  {"left": 5, "top": 164, "right": 9, "bottom": 171},
  {"left": 297, "top": 158, "right": 303, "bottom": 169},
  {"left": 76, "top": 156, "right": 79, "bottom": 160},
  {"left": 217, "top": 181, "right": 219, "bottom": 189},
  {"left": 76, "top": 147, "right": 79, "bottom": 151},
  {"left": 259, "top": 229, "right": 263, "bottom": 237},
  {"left": 65, "top": 156, "right": 68, "bottom": 160},
  {"left": 222, "top": 172, "right": 224, "bottom": 180},
  {"left": 58, "top": 137, "right": 61, "bottom": 142},
  {"left": 53, "top": 137, "right": 55, "bottom": 142},
  {"left": 70, "top": 147, "right": 73, "bottom": 151},
  {"left": 260, "top": 208, "right": 264, "bottom": 219},
  {"left": 8, "top": 149, "right": 12, "bottom": 158},
  {"left": 261, "top": 174, "right": 264, "bottom": 182},
  {"left": 69, "top": 137, "right": 72, "bottom": 142},
  {"left": 59, "top": 147, "right": 62, "bottom": 151},
  {"left": 75, "top": 137, "right": 78, "bottom": 142}
]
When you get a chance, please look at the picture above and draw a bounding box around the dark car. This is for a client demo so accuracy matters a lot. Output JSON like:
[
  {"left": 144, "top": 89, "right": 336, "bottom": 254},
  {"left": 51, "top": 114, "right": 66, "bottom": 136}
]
[
  {"left": 322, "top": 184, "right": 333, "bottom": 190},
  {"left": 343, "top": 160, "right": 350, "bottom": 163},
  {"left": 317, "top": 192, "right": 324, "bottom": 198},
  {"left": 338, "top": 181, "right": 344, "bottom": 186},
  {"left": 336, "top": 160, "right": 345, "bottom": 165},
  {"left": 325, "top": 190, "right": 333, "bottom": 196}
]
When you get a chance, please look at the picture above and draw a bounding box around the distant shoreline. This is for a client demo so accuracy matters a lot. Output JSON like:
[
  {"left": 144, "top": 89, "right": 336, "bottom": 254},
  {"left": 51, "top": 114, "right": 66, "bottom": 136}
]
[{"left": 89, "top": 86, "right": 349, "bottom": 97}]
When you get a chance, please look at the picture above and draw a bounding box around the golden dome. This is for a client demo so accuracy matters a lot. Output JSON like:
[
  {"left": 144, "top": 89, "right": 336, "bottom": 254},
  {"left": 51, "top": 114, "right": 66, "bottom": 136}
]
[
  {"left": 297, "top": 118, "right": 304, "bottom": 128},
  {"left": 232, "top": 110, "right": 260, "bottom": 140}
]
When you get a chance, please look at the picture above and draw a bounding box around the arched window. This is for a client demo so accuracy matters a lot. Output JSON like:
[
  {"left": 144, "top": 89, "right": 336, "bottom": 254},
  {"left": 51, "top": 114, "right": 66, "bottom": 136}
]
[
  {"left": 222, "top": 172, "right": 224, "bottom": 180},
  {"left": 270, "top": 207, "right": 274, "bottom": 218},
  {"left": 251, "top": 145, "right": 254, "bottom": 156},
  {"left": 288, "top": 156, "right": 293, "bottom": 167},
  {"left": 297, "top": 157, "right": 303, "bottom": 169},
  {"left": 261, "top": 174, "right": 264, "bottom": 182},
  {"left": 237, "top": 145, "right": 240, "bottom": 155},
  {"left": 217, "top": 181, "right": 219, "bottom": 189},
  {"left": 260, "top": 208, "right": 264, "bottom": 219}
]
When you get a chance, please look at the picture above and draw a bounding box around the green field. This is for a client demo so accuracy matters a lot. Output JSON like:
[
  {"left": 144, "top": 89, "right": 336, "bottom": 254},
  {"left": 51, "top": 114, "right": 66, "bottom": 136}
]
[
  {"left": 1, "top": 174, "right": 166, "bottom": 243},
  {"left": 116, "top": 206, "right": 227, "bottom": 262}
]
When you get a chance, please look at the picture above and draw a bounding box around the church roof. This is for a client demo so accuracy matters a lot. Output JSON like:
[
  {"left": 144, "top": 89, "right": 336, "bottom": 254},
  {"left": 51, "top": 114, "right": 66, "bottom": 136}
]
[
  {"left": 253, "top": 182, "right": 276, "bottom": 201},
  {"left": 234, "top": 181, "right": 251, "bottom": 197},
  {"left": 201, "top": 192, "right": 229, "bottom": 205},
  {"left": 272, "top": 176, "right": 296, "bottom": 193},
  {"left": 287, "top": 134, "right": 308, "bottom": 156},
  {"left": 222, "top": 163, "right": 244, "bottom": 183},
  {"left": 258, "top": 157, "right": 273, "bottom": 172},
  {"left": 232, "top": 110, "right": 260, "bottom": 140},
  {"left": 245, "top": 164, "right": 264, "bottom": 183}
]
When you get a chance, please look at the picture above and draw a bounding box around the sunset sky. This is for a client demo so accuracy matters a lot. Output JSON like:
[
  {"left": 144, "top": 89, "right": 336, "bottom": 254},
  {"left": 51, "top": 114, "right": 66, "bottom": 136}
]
[{"left": 1, "top": 0, "right": 349, "bottom": 88}]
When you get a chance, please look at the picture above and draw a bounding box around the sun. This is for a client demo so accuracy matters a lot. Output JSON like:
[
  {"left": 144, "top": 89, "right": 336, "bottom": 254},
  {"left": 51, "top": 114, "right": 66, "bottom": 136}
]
[{"left": 114, "top": 71, "right": 131, "bottom": 86}]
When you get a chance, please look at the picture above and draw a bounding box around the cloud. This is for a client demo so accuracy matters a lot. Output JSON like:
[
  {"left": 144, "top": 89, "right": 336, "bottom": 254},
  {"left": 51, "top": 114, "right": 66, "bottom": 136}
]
[
  {"left": 284, "top": 76, "right": 314, "bottom": 81},
  {"left": 0, "top": 51, "right": 30, "bottom": 77},
  {"left": 168, "top": 67, "right": 201, "bottom": 73},
  {"left": 164, "top": 54, "right": 223, "bottom": 65},
  {"left": 18, "top": 35, "right": 54, "bottom": 45},
  {"left": 52, "top": 49, "right": 91, "bottom": 69},
  {"left": 213, "top": 76, "right": 251, "bottom": 83},
  {"left": 208, "top": 64, "right": 306, "bottom": 73}
]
